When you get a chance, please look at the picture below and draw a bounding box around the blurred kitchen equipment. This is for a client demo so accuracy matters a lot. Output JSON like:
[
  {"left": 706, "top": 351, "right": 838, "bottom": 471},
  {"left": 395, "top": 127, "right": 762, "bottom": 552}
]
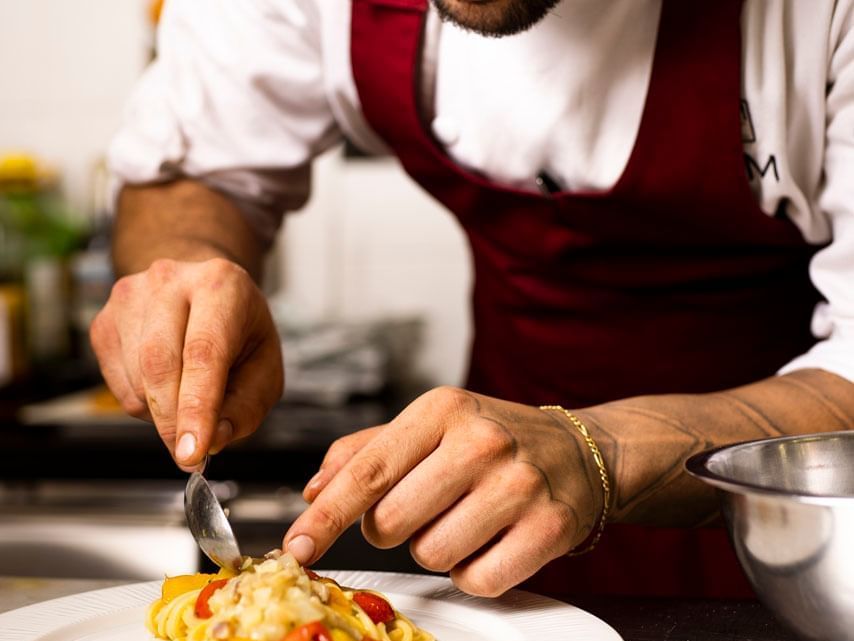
[
  {"left": 0, "top": 480, "right": 198, "bottom": 580},
  {"left": 269, "top": 296, "right": 425, "bottom": 407},
  {"left": 185, "top": 469, "right": 243, "bottom": 572},
  {"left": 69, "top": 157, "right": 113, "bottom": 364},
  {"left": 686, "top": 431, "right": 854, "bottom": 641}
]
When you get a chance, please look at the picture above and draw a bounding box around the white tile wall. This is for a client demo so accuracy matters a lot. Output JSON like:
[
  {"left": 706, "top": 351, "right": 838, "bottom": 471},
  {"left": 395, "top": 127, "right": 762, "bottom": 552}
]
[
  {"left": 0, "top": 0, "right": 151, "bottom": 213},
  {"left": 0, "top": 1, "right": 473, "bottom": 387}
]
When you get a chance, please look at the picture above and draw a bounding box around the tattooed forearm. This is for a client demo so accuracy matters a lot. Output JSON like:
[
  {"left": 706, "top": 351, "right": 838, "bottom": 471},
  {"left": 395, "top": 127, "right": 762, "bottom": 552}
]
[{"left": 575, "top": 369, "right": 854, "bottom": 528}]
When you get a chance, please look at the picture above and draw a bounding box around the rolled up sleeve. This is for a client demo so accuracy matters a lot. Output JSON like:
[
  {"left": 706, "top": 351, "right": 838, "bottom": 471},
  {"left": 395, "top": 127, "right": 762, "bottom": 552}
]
[
  {"left": 107, "top": 0, "right": 340, "bottom": 245},
  {"left": 780, "top": 4, "right": 854, "bottom": 383}
]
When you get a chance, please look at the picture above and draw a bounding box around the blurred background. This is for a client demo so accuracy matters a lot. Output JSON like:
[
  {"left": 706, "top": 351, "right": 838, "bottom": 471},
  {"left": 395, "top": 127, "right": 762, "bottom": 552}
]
[{"left": 0, "top": 0, "right": 471, "bottom": 581}]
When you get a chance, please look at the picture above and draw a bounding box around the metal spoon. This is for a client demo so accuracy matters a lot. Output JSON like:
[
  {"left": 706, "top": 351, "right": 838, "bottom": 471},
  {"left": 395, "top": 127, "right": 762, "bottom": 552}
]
[{"left": 184, "top": 458, "right": 243, "bottom": 572}]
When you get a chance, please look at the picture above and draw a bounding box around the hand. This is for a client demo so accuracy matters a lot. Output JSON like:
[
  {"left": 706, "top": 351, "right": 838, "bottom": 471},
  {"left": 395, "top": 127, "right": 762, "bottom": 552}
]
[
  {"left": 89, "top": 258, "right": 284, "bottom": 470},
  {"left": 283, "top": 387, "right": 603, "bottom": 596}
]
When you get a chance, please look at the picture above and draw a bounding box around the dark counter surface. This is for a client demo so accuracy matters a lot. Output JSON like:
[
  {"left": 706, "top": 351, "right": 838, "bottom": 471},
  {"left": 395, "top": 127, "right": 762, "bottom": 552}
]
[{"left": 0, "top": 397, "right": 394, "bottom": 482}]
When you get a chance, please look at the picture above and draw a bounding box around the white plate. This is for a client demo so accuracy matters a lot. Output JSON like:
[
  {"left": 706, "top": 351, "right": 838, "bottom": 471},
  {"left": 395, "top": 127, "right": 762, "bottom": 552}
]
[{"left": 0, "top": 571, "right": 623, "bottom": 641}]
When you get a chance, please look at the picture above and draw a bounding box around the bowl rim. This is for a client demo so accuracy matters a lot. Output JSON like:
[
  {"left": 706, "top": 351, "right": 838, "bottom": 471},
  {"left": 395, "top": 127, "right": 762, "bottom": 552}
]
[{"left": 685, "top": 430, "right": 854, "bottom": 504}]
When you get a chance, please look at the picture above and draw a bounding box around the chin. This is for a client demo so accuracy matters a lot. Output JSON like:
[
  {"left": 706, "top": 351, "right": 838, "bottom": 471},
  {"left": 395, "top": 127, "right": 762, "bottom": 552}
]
[{"left": 431, "top": 0, "right": 559, "bottom": 37}]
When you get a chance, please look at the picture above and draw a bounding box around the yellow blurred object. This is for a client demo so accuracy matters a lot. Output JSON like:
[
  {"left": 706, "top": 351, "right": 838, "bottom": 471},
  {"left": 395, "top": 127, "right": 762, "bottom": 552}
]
[
  {"left": 149, "top": 0, "right": 165, "bottom": 25},
  {"left": 0, "top": 152, "right": 55, "bottom": 190},
  {"left": 0, "top": 284, "right": 27, "bottom": 386},
  {"left": 89, "top": 385, "right": 123, "bottom": 413},
  {"left": 0, "top": 154, "right": 38, "bottom": 183}
]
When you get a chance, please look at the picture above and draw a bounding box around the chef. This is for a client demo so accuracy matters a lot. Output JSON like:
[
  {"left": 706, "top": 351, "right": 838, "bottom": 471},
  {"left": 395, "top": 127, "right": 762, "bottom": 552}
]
[{"left": 95, "top": 0, "right": 854, "bottom": 598}]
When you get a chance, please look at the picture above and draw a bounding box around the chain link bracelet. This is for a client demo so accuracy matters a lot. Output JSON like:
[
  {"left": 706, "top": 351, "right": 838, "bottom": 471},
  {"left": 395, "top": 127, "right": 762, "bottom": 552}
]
[{"left": 540, "top": 405, "right": 611, "bottom": 556}]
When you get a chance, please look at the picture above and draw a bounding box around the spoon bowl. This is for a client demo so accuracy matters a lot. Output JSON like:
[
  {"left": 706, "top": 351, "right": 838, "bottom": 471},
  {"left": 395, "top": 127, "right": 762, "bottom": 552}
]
[{"left": 184, "top": 471, "right": 243, "bottom": 572}]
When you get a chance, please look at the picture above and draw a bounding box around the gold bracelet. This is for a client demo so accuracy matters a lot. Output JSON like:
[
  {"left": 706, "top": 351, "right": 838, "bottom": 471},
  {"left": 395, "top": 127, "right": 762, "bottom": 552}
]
[{"left": 540, "top": 405, "right": 611, "bottom": 556}]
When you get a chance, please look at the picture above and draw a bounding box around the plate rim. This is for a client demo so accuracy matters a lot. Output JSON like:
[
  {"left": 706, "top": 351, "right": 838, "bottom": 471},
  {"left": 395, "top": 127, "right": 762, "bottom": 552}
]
[{"left": 0, "top": 570, "right": 623, "bottom": 641}]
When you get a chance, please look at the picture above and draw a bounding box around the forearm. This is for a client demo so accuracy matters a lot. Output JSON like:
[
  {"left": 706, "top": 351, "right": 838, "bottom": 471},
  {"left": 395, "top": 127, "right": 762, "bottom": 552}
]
[
  {"left": 113, "top": 179, "right": 266, "bottom": 279},
  {"left": 578, "top": 368, "right": 854, "bottom": 527}
]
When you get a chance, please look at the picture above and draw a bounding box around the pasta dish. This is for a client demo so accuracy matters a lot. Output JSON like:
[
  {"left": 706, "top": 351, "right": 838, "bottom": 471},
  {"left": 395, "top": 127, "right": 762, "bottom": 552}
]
[{"left": 146, "top": 550, "right": 435, "bottom": 641}]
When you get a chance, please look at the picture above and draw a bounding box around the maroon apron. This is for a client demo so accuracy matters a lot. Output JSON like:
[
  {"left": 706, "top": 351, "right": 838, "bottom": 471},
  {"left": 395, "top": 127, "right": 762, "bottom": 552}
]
[{"left": 350, "top": 0, "right": 821, "bottom": 597}]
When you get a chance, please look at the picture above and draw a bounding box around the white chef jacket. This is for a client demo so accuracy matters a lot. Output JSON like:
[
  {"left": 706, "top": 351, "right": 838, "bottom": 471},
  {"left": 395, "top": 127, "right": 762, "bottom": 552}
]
[{"left": 108, "top": 0, "right": 854, "bottom": 385}]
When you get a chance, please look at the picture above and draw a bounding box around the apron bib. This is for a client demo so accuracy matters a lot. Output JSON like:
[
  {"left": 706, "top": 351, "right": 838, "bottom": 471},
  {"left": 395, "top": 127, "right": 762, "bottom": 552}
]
[{"left": 350, "top": 0, "right": 821, "bottom": 597}]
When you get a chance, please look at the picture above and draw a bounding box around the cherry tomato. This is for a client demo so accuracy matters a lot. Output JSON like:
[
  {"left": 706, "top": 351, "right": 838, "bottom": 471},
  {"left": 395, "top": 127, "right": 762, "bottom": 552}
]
[
  {"left": 194, "top": 578, "right": 229, "bottom": 619},
  {"left": 282, "top": 621, "right": 333, "bottom": 641},
  {"left": 352, "top": 592, "right": 394, "bottom": 625}
]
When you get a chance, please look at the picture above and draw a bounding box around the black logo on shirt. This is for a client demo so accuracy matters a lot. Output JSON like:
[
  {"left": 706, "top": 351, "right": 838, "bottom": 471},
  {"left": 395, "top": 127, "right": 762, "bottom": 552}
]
[
  {"left": 740, "top": 100, "right": 756, "bottom": 143},
  {"left": 741, "top": 100, "right": 779, "bottom": 182}
]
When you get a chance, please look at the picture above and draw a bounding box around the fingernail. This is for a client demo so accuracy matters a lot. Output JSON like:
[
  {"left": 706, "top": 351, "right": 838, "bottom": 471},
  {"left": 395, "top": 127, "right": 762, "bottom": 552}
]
[
  {"left": 176, "top": 433, "right": 197, "bottom": 463},
  {"left": 209, "top": 419, "right": 233, "bottom": 454},
  {"left": 287, "top": 535, "right": 316, "bottom": 565},
  {"left": 305, "top": 469, "right": 325, "bottom": 494}
]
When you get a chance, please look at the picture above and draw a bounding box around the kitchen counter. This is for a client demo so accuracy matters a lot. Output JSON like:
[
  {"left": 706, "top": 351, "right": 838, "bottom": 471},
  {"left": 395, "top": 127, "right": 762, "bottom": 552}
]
[{"left": 0, "top": 576, "right": 798, "bottom": 641}]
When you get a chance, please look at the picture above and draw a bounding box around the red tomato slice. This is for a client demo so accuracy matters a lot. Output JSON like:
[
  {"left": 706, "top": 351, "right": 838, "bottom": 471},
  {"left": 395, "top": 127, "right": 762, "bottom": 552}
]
[
  {"left": 194, "top": 578, "right": 229, "bottom": 619},
  {"left": 352, "top": 591, "right": 394, "bottom": 625},
  {"left": 304, "top": 568, "right": 321, "bottom": 580},
  {"left": 282, "top": 621, "right": 333, "bottom": 641}
]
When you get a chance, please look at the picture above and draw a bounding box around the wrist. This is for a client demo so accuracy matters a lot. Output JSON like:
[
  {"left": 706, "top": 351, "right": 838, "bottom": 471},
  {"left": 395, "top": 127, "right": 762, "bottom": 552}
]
[
  {"left": 113, "top": 181, "right": 265, "bottom": 279},
  {"left": 112, "top": 237, "right": 244, "bottom": 278},
  {"left": 540, "top": 405, "right": 611, "bottom": 555}
]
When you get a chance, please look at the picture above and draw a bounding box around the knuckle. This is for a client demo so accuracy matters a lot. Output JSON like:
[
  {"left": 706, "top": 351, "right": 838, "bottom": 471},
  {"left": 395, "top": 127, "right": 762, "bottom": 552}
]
[
  {"left": 410, "top": 534, "right": 454, "bottom": 572},
  {"left": 509, "top": 463, "right": 546, "bottom": 497},
  {"left": 452, "top": 567, "right": 506, "bottom": 598},
  {"left": 541, "top": 506, "right": 575, "bottom": 545},
  {"left": 347, "top": 452, "right": 394, "bottom": 498},
  {"left": 120, "top": 394, "right": 148, "bottom": 418},
  {"left": 178, "top": 391, "right": 213, "bottom": 417},
  {"left": 147, "top": 258, "right": 177, "bottom": 282},
  {"left": 183, "top": 335, "right": 225, "bottom": 370},
  {"left": 311, "top": 502, "right": 350, "bottom": 535},
  {"left": 425, "top": 386, "right": 475, "bottom": 417},
  {"left": 324, "top": 436, "right": 353, "bottom": 465},
  {"left": 470, "top": 420, "right": 514, "bottom": 461},
  {"left": 109, "top": 275, "right": 135, "bottom": 302},
  {"left": 365, "top": 502, "right": 406, "bottom": 546},
  {"left": 205, "top": 257, "right": 246, "bottom": 281},
  {"left": 88, "top": 312, "right": 109, "bottom": 351},
  {"left": 139, "top": 341, "right": 180, "bottom": 383}
]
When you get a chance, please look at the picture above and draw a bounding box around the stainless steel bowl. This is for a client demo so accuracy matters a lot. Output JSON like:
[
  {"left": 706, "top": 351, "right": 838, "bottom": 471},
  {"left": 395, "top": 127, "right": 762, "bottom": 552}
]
[{"left": 686, "top": 431, "right": 854, "bottom": 641}]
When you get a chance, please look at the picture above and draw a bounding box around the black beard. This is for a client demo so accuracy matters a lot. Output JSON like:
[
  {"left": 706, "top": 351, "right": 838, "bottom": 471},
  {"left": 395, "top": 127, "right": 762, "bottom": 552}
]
[{"left": 430, "top": 0, "right": 560, "bottom": 37}]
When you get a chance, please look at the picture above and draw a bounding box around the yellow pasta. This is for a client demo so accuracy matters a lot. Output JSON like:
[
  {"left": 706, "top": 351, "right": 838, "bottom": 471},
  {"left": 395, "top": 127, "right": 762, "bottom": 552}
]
[{"left": 146, "top": 551, "right": 434, "bottom": 641}]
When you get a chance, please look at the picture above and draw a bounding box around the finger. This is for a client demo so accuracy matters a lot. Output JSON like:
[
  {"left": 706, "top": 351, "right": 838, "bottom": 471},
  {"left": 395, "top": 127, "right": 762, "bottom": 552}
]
[
  {"left": 406, "top": 483, "right": 524, "bottom": 572},
  {"left": 303, "top": 426, "right": 386, "bottom": 502},
  {"left": 449, "top": 507, "right": 574, "bottom": 598},
  {"left": 174, "top": 280, "right": 249, "bottom": 468},
  {"left": 211, "top": 331, "right": 284, "bottom": 454},
  {"left": 283, "top": 419, "right": 444, "bottom": 566},
  {"left": 137, "top": 291, "right": 189, "bottom": 455},
  {"left": 362, "top": 445, "right": 474, "bottom": 548},
  {"left": 89, "top": 309, "right": 150, "bottom": 420}
]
